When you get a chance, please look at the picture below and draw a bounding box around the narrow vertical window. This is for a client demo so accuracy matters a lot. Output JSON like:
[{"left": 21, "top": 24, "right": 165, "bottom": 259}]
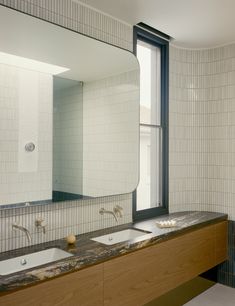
[{"left": 133, "top": 24, "right": 169, "bottom": 220}]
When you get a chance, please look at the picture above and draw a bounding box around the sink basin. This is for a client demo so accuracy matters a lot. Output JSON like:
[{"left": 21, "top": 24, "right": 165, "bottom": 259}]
[
  {"left": 91, "top": 229, "right": 151, "bottom": 245},
  {"left": 0, "top": 248, "right": 73, "bottom": 276}
]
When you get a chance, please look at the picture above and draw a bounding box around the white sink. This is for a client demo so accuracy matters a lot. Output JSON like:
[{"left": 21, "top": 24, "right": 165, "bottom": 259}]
[
  {"left": 0, "top": 248, "right": 73, "bottom": 276},
  {"left": 91, "top": 229, "right": 151, "bottom": 245}
]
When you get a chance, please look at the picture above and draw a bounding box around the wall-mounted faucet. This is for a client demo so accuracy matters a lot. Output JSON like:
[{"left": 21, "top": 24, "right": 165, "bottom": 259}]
[
  {"left": 35, "top": 217, "right": 47, "bottom": 234},
  {"left": 99, "top": 205, "right": 123, "bottom": 223},
  {"left": 12, "top": 223, "right": 32, "bottom": 244}
]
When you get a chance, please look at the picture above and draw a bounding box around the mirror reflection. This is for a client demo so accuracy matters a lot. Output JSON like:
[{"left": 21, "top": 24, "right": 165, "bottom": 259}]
[{"left": 0, "top": 7, "right": 139, "bottom": 207}]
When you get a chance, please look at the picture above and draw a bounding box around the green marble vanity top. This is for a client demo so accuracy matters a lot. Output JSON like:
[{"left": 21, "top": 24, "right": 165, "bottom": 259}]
[{"left": 0, "top": 211, "right": 228, "bottom": 293}]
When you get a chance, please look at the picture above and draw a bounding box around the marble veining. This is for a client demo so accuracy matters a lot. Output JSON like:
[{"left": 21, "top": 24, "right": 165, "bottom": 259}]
[{"left": 0, "top": 211, "right": 227, "bottom": 293}]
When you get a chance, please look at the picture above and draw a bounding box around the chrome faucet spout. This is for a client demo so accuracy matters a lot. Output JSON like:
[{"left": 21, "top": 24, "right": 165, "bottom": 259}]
[
  {"left": 99, "top": 208, "right": 118, "bottom": 223},
  {"left": 12, "top": 223, "right": 32, "bottom": 244}
]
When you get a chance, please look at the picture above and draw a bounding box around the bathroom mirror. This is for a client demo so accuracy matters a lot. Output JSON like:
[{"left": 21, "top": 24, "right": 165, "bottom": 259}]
[{"left": 0, "top": 6, "right": 139, "bottom": 207}]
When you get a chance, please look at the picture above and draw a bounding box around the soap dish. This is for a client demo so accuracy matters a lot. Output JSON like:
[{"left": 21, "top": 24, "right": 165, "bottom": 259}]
[{"left": 156, "top": 220, "right": 177, "bottom": 228}]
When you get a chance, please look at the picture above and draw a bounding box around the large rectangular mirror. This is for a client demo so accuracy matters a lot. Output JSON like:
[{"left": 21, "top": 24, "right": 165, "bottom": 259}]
[{"left": 0, "top": 6, "right": 139, "bottom": 207}]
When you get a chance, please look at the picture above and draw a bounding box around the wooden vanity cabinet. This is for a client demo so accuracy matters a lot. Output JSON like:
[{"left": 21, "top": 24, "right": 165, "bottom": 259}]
[
  {"left": 103, "top": 221, "right": 228, "bottom": 306},
  {"left": 0, "top": 221, "right": 228, "bottom": 306},
  {"left": 0, "top": 264, "right": 103, "bottom": 306}
]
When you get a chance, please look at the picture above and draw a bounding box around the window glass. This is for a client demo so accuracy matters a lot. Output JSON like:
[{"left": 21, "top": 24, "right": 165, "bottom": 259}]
[
  {"left": 137, "top": 40, "right": 161, "bottom": 126},
  {"left": 137, "top": 126, "right": 162, "bottom": 211}
]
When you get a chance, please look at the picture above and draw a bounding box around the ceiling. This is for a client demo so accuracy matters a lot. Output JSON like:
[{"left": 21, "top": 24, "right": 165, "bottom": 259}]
[{"left": 81, "top": 0, "right": 235, "bottom": 48}]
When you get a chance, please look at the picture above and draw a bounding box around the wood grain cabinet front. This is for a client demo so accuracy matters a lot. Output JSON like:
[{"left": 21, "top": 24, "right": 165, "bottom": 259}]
[
  {"left": 0, "top": 264, "right": 103, "bottom": 306},
  {"left": 103, "top": 221, "right": 228, "bottom": 306},
  {"left": 0, "top": 221, "right": 228, "bottom": 306}
]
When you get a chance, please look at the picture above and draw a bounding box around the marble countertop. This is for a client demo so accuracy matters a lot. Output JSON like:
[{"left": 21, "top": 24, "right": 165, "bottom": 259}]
[{"left": 0, "top": 211, "right": 227, "bottom": 294}]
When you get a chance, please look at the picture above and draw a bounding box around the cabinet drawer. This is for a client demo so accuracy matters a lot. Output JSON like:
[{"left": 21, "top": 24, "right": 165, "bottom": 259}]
[
  {"left": 0, "top": 264, "right": 103, "bottom": 306},
  {"left": 104, "top": 221, "right": 227, "bottom": 306}
]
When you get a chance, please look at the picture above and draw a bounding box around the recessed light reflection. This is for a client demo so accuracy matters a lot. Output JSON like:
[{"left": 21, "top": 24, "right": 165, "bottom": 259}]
[{"left": 0, "top": 52, "right": 69, "bottom": 75}]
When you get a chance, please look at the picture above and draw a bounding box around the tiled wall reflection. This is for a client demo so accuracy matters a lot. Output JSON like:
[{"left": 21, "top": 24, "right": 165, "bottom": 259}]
[
  {"left": 53, "top": 81, "right": 83, "bottom": 195},
  {"left": 83, "top": 70, "right": 139, "bottom": 197},
  {"left": 0, "top": 0, "right": 134, "bottom": 252},
  {"left": 0, "top": 64, "right": 53, "bottom": 205}
]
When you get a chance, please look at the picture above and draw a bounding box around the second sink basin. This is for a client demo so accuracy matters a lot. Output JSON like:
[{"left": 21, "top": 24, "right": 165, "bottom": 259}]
[
  {"left": 0, "top": 248, "right": 73, "bottom": 276},
  {"left": 91, "top": 229, "right": 151, "bottom": 245}
]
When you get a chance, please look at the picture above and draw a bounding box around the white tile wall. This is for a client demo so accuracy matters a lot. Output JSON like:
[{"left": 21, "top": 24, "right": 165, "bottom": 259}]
[
  {"left": 169, "top": 43, "right": 235, "bottom": 221},
  {"left": 0, "top": 64, "right": 52, "bottom": 206}
]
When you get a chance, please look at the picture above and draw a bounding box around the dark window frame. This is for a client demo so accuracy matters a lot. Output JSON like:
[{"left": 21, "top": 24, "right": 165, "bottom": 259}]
[{"left": 133, "top": 25, "right": 169, "bottom": 221}]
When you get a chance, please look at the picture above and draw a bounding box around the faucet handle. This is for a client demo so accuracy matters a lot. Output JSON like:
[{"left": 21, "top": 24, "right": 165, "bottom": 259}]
[
  {"left": 114, "top": 205, "right": 123, "bottom": 218},
  {"left": 35, "top": 217, "right": 47, "bottom": 234},
  {"left": 99, "top": 208, "right": 105, "bottom": 215},
  {"left": 12, "top": 222, "right": 18, "bottom": 229}
]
